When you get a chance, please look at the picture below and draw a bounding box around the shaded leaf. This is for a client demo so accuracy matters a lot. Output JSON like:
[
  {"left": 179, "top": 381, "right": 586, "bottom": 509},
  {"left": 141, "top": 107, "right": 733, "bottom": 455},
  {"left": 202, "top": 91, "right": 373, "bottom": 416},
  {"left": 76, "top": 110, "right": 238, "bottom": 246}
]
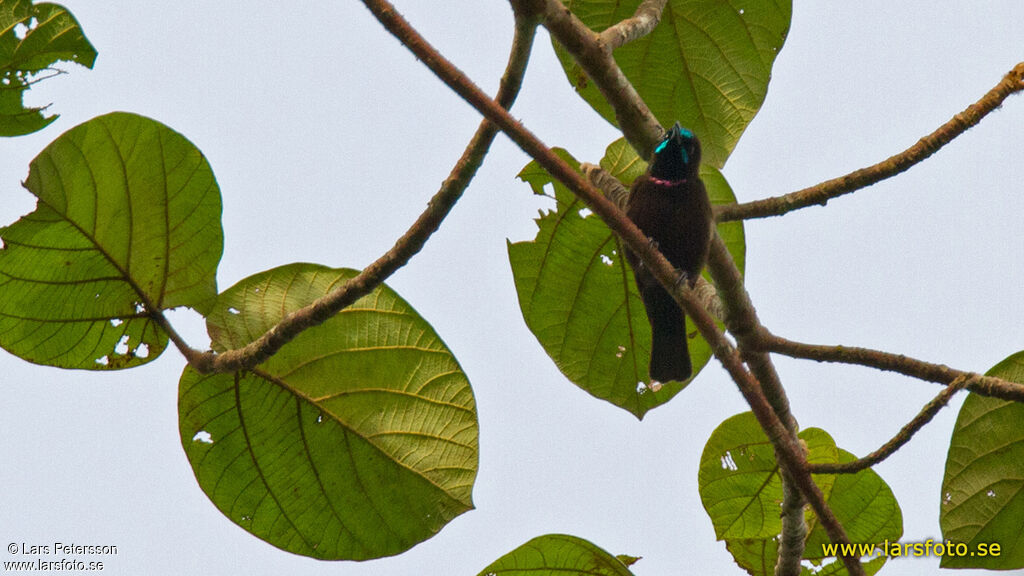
[
  {"left": 477, "top": 534, "right": 635, "bottom": 576},
  {"left": 508, "top": 143, "right": 743, "bottom": 418},
  {"left": 179, "top": 263, "right": 477, "bottom": 560},
  {"left": 0, "top": 112, "right": 222, "bottom": 368},
  {"left": 555, "top": 0, "right": 791, "bottom": 168},
  {"left": 940, "top": 352, "right": 1024, "bottom": 569},
  {"left": 1, "top": 1, "right": 96, "bottom": 136}
]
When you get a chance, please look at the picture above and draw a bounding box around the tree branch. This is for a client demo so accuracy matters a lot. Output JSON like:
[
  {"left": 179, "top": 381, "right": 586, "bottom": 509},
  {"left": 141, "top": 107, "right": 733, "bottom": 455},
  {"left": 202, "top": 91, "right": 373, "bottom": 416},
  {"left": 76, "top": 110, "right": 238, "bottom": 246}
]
[
  {"left": 512, "top": 0, "right": 664, "bottom": 158},
  {"left": 757, "top": 330, "right": 1024, "bottom": 402},
  {"left": 599, "top": 0, "right": 668, "bottom": 50},
  {"left": 810, "top": 375, "right": 972, "bottom": 475},
  {"left": 716, "top": 62, "right": 1024, "bottom": 222},
  {"left": 173, "top": 11, "right": 540, "bottom": 374},
  {"left": 358, "top": 3, "right": 861, "bottom": 573}
]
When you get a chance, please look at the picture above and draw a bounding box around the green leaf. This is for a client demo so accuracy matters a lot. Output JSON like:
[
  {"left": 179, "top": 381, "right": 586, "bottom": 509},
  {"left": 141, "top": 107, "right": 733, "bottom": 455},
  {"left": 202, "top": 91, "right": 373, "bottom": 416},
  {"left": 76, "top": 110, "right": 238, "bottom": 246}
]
[
  {"left": 508, "top": 142, "right": 743, "bottom": 418},
  {"left": 803, "top": 449, "right": 902, "bottom": 569},
  {"left": 179, "top": 263, "right": 478, "bottom": 560},
  {"left": 0, "top": 112, "right": 222, "bottom": 369},
  {"left": 477, "top": 534, "right": 635, "bottom": 576},
  {"left": 940, "top": 352, "right": 1024, "bottom": 569},
  {"left": 702, "top": 413, "right": 901, "bottom": 575},
  {"left": 1, "top": 1, "right": 97, "bottom": 136},
  {"left": 554, "top": 0, "right": 791, "bottom": 168},
  {"left": 698, "top": 413, "right": 837, "bottom": 540}
]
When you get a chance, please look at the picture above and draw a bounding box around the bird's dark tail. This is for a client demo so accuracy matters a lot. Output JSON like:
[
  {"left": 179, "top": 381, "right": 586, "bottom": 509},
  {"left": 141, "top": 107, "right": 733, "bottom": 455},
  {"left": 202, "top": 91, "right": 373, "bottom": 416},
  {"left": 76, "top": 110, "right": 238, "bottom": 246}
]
[{"left": 641, "top": 285, "right": 692, "bottom": 383}]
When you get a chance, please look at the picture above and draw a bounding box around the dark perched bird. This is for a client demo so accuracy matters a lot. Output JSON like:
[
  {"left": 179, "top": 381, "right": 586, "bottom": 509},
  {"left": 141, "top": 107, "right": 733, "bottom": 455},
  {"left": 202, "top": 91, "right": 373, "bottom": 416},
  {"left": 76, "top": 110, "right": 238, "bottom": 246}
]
[{"left": 625, "top": 123, "right": 713, "bottom": 383}]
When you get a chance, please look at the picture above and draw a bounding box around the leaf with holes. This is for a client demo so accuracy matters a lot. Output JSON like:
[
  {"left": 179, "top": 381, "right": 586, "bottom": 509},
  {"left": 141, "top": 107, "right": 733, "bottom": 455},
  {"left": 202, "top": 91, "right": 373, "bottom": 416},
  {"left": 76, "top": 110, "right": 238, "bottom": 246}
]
[
  {"left": 0, "top": 112, "right": 222, "bottom": 368},
  {"left": 940, "top": 352, "right": 1024, "bottom": 569},
  {"left": 554, "top": 0, "right": 791, "bottom": 168},
  {"left": 1, "top": 1, "right": 97, "bottom": 136},
  {"left": 701, "top": 413, "right": 902, "bottom": 574},
  {"left": 179, "top": 263, "right": 478, "bottom": 560},
  {"left": 477, "top": 534, "right": 636, "bottom": 576},
  {"left": 698, "top": 413, "right": 837, "bottom": 540},
  {"left": 508, "top": 143, "right": 742, "bottom": 418}
]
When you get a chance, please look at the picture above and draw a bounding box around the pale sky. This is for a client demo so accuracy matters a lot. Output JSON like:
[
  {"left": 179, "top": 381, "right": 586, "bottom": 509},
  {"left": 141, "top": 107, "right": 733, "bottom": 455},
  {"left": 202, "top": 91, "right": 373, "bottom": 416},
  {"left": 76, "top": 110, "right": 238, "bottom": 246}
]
[{"left": 2, "top": 2, "right": 1023, "bottom": 575}]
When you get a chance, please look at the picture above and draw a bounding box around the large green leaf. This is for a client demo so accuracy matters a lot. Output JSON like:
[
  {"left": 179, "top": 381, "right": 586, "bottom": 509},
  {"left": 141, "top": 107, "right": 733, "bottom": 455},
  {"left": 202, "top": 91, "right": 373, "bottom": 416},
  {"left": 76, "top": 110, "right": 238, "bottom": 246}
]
[
  {"left": 0, "top": 112, "right": 222, "bottom": 369},
  {"left": 700, "top": 413, "right": 901, "bottom": 575},
  {"left": 477, "top": 534, "right": 635, "bottom": 576},
  {"left": 940, "top": 352, "right": 1024, "bottom": 569},
  {"left": 179, "top": 263, "right": 478, "bottom": 560},
  {"left": 555, "top": 0, "right": 791, "bottom": 168},
  {"left": 1, "top": 1, "right": 96, "bottom": 136},
  {"left": 698, "top": 413, "right": 837, "bottom": 540},
  {"left": 508, "top": 142, "right": 743, "bottom": 418}
]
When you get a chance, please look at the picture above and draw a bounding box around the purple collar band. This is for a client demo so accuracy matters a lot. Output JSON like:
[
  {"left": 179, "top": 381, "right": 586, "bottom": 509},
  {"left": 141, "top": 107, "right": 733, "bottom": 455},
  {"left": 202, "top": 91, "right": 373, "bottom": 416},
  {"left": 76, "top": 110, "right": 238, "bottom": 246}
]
[{"left": 649, "top": 176, "right": 687, "bottom": 186}]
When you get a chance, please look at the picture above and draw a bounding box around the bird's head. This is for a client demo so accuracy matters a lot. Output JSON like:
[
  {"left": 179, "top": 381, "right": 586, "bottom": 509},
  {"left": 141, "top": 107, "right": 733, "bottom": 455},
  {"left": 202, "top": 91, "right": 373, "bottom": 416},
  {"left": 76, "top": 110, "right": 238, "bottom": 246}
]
[{"left": 650, "top": 122, "right": 701, "bottom": 182}]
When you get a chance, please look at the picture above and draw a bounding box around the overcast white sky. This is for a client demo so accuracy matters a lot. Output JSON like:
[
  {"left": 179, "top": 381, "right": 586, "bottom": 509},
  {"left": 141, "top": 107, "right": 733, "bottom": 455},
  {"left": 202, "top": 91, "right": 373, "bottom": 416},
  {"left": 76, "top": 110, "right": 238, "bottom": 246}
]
[{"left": 2, "top": 2, "right": 1023, "bottom": 575}]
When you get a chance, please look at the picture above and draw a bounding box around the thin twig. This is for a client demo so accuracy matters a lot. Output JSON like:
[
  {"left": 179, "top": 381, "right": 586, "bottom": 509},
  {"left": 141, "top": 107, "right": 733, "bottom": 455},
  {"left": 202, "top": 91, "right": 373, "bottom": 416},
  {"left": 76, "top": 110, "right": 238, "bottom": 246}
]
[
  {"left": 599, "top": 0, "right": 668, "bottom": 50},
  {"left": 716, "top": 62, "right": 1024, "bottom": 222},
  {"left": 810, "top": 375, "right": 973, "bottom": 474},
  {"left": 361, "top": 3, "right": 862, "bottom": 574},
  {"left": 165, "top": 13, "right": 540, "bottom": 374},
  {"left": 758, "top": 330, "right": 1024, "bottom": 402}
]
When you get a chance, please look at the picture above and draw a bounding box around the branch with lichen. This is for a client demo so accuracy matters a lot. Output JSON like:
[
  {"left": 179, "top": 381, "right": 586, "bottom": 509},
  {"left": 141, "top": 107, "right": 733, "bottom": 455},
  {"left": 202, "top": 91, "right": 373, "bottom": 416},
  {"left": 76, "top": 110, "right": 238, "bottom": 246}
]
[
  {"left": 599, "top": 0, "right": 668, "bottom": 49},
  {"left": 715, "top": 62, "right": 1024, "bottom": 222}
]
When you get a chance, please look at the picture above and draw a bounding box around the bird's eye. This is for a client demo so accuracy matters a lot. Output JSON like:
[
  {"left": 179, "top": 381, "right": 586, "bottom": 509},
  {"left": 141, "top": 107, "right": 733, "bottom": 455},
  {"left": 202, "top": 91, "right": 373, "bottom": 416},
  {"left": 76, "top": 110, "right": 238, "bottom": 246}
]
[{"left": 655, "top": 140, "right": 669, "bottom": 154}]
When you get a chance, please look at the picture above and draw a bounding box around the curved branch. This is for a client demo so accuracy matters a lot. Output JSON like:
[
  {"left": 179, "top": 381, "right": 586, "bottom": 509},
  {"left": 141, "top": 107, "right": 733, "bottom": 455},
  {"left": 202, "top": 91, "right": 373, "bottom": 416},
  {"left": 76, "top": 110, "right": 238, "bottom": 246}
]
[
  {"left": 757, "top": 330, "right": 1024, "bottom": 402},
  {"left": 716, "top": 62, "right": 1024, "bottom": 222},
  {"left": 600, "top": 0, "right": 668, "bottom": 50},
  {"left": 512, "top": 0, "right": 664, "bottom": 158},
  {"left": 810, "top": 375, "right": 972, "bottom": 475},
  {"left": 359, "top": 3, "right": 861, "bottom": 573},
  {"left": 170, "top": 12, "right": 540, "bottom": 374}
]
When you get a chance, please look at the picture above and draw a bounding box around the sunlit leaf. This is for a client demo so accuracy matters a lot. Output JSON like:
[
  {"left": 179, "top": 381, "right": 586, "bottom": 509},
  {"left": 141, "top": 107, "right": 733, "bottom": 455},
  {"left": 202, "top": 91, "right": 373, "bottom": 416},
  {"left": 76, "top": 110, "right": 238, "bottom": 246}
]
[
  {"left": 179, "top": 263, "right": 477, "bottom": 560},
  {"left": 1, "top": 1, "right": 96, "bottom": 136},
  {"left": 0, "top": 112, "right": 222, "bottom": 368}
]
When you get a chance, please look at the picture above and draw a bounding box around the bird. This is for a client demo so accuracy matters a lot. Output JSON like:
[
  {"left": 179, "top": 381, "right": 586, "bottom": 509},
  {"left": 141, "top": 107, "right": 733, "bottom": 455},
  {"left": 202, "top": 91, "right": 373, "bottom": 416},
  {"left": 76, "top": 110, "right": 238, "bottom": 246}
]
[{"left": 624, "top": 123, "right": 713, "bottom": 384}]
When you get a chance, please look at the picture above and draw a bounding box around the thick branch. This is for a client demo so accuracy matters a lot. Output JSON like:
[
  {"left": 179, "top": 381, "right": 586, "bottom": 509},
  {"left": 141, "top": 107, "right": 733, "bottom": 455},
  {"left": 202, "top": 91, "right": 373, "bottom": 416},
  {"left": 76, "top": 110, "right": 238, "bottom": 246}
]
[
  {"left": 172, "top": 13, "right": 540, "bottom": 374},
  {"left": 512, "top": 0, "right": 664, "bottom": 157},
  {"left": 359, "top": 3, "right": 861, "bottom": 573},
  {"left": 810, "top": 375, "right": 971, "bottom": 474},
  {"left": 716, "top": 62, "right": 1024, "bottom": 222},
  {"left": 600, "top": 0, "right": 668, "bottom": 50},
  {"left": 758, "top": 331, "right": 1024, "bottom": 402}
]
